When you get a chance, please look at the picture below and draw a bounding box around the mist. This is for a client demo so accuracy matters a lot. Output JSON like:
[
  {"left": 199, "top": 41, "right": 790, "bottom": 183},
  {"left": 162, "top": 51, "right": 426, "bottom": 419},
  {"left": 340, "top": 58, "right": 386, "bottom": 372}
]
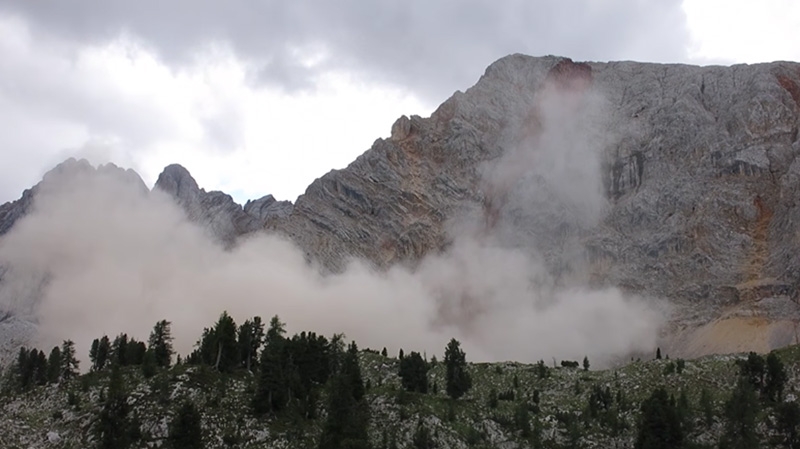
[{"left": 0, "top": 78, "right": 664, "bottom": 368}]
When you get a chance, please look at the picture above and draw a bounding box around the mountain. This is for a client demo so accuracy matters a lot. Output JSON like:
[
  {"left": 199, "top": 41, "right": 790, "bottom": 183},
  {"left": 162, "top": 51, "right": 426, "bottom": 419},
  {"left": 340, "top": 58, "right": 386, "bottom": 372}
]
[
  {"left": 2, "top": 54, "right": 800, "bottom": 359},
  {"left": 266, "top": 55, "right": 800, "bottom": 357}
]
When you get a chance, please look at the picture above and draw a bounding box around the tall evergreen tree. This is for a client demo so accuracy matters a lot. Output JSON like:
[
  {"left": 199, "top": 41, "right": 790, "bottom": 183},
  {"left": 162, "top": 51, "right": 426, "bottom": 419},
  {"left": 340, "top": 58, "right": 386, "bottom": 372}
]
[
  {"left": 33, "top": 349, "right": 48, "bottom": 386},
  {"left": 252, "top": 333, "right": 288, "bottom": 415},
  {"left": 720, "top": 378, "right": 760, "bottom": 449},
  {"left": 60, "top": 340, "right": 79, "bottom": 381},
  {"left": 126, "top": 339, "right": 147, "bottom": 365},
  {"left": 96, "top": 335, "right": 111, "bottom": 370},
  {"left": 318, "top": 341, "right": 370, "bottom": 449},
  {"left": 112, "top": 334, "right": 130, "bottom": 366},
  {"left": 634, "top": 387, "right": 683, "bottom": 449},
  {"left": 16, "top": 347, "right": 32, "bottom": 391},
  {"left": 46, "top": 346, "right": 62, "bottom": 383},
  {"left": 214, "top": 312, "right": 239, "bottom": 372},
  {"left": 168, "top": 400, "right": 203, "bottom": 449},
  {"left": 765, "top": 352, "right": 787, "bottom": 403},
  {"left": 399, "top": 351, "right": 429, "bottom": 393},
  {"left": 238, "top": 316, "right": 265, "bottom": 371},
  {"left": 91, "top": 336, "right": 112, "bottom": 371},
  {"left": 148, "top": 320, "right": 174, "bottom": 368},
  {"left": 95, "top": 365, "right": 134, "bottom": 449},
  {"left": 90, "top": 339, "right": 100, "bottom": 369},
  {"left": 444, "top": 338, "right": 472, "bottom": 400},
  {"left": 583, "top": 356, "right": 590, "bottom": 371},
  {"left": 774, "top": 401, "right": 800, "bottom": 449},
  {"left": 266, "top": 315, "right": 286, "bottom": 343}
]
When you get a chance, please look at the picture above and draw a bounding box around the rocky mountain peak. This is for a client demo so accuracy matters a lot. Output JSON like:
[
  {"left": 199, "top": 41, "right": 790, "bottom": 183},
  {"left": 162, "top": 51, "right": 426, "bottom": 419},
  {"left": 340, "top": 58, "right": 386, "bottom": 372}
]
[{"left": 154, "top": 163, "right": 200, "bottom": 199}]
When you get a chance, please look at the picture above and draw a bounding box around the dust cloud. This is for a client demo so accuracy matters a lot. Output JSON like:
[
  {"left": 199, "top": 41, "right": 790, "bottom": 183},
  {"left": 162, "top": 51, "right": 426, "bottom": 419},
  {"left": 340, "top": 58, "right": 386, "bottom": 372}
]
[{"left": 0, "top": 81, "right": 664, "bottom": 367}]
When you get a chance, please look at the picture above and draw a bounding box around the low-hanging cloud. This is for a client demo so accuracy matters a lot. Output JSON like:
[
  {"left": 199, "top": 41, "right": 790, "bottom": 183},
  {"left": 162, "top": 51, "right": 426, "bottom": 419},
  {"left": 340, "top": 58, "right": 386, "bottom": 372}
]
[{"left": 0, "top": 73, "right": 664, "bottom": 368}]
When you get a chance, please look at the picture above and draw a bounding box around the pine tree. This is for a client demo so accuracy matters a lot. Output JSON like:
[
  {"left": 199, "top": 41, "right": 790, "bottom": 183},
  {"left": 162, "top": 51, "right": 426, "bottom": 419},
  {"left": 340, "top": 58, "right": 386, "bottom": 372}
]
[
  {"left": 774, "top": 401, "right": 800, "bottom": 449},
  {"left": 583, "top": 356, "right": 590, "bottom": 371},
  {"left": 148, "top": 320, "right": 174, "bottom": 368},
  {"left": 112, "top": 334, "right": 130, "bottom": 366},
  {"left": 381, "top": 347, "right": 388, "bottom": 357},
  {"left": 738, "top": 352, "right": 766, "bottom": 392},
  {"left": 318, "top": 341, "right": 370, "bottom": 449},
  {"left": 46, "top": 346, "right": 62, "bottom": 383},
  {"left": 32, "top": 349, "right": 48, "bottom": 386},
  {"left": 699, "top": 387, "right": 714, "bottom": 426},
  {"left": 126, "top": 339, "right": 147, "bottom": 365},
  {"left": 141, "top": 349, "right": 157, "bottom": 379},
  {"left": 60, "top": 340, "right": 79, "bottom": 381},
  {"left": 95, "top": 365, "right": 133, "bottom": 449},
  {"left": 720, "top": 378, "right": 759, "bottom": 449},
  {"left": 208, "top": 312, "right": 238, "bottom": 372},
  {"left": 168, "top": 400, "right": 203, "bottom": 449},
  {"left": 634, "top": 387, "right": 683, "bottom": 449},
  {"left": 444, "top": 338, "right": 472, "bottom": 400},
  {"left": 16, "top": 347, "right": 32, "bottom": 391},
  {"left": 252, "top": 334, "right": 288, "bottom": 415},
  {"left": 655, "top": 348, "right": 662, "bottom": 360},
  {"left": 96, "top": 335, "right": 111, "bottom": 370},
  {"left": 266, "top": 315, "right": 286, "bottom": 343},
  {"left": 238, "top": 316, "right": 265, "bottom": 371},
  {"left": 399, "top": 351, "right": 429, "bottom": 393},
  {"left": 765, "top": 351, "right": 787, "bottom": 403},
  {"left": 90, "top": 339, "right": 100, "bottom": 370}
]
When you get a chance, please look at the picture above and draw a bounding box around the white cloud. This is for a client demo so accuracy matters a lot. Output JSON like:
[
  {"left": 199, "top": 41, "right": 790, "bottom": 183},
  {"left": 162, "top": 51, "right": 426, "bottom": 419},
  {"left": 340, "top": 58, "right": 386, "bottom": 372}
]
[
  {"left": 0, "top": 16, "right": 430, "bottom": 204},
  {"left": 683, "top": 0, "right": 800, "bottom": 64}
]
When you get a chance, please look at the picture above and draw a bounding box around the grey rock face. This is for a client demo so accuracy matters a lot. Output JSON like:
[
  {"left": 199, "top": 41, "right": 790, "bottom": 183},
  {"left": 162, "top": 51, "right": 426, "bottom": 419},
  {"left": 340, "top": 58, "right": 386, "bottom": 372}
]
[
  {"left": 2, "top": 55, "right": 800, "bottom": 358},
  {"left": 269, "top": 55, "right": 800, "bottom": 322},
  {"left": 153, "top": 164, "right": 277, "bottom": 245}
]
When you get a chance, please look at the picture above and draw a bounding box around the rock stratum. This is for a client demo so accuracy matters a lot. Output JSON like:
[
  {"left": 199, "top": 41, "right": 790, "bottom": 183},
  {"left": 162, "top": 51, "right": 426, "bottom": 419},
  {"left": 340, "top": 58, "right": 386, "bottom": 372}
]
[{"left": 3, "top": 54, "right": 800, "bottom": 359}]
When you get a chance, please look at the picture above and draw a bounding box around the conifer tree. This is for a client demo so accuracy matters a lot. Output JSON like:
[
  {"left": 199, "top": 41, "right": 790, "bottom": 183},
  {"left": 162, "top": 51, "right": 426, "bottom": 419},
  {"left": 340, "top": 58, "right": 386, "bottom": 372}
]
[
  {"left": 90, "top": 339, "right": 99, "bottom": 369},
  {"left": 318, "top": 341, "right": 370, "bottom": 449},
  {"left": 399, "top": 351, "right": 429, "bottom": 393},
  {"left": 33, "top": 349, "right": 48, "bottom": 386},
  {"left": 720, "top": 378, "right": 759, "bottom": 449},
  {"left": 95, "top": 365, "right": 134, "bottom": 449},
  {"left": 60, "top": 340, "right": 79, "bottom": 381},
  {"left": 765, "top": 351, "right": 787, "bottom": 403},
  {"left": 444, "top": 338, "right": 472, "bottom": 400},
  {"left": 148, "top": 320, "right": 174, "bottom": 368},
  {"left": 635, "top": 387, "right": 683, "bottom": 449},
  {"left": 774, "top": 400, "right": 800, "bottom": 449},
  {"left": 266, "top": 315, "right": 286, "bottom": 343},
  {"left": 238, "top": 316, "right": 265, "bottom": 371},
  {"left": 142, "top": 349, "right": 157, "bottom": 379},
  {"left": 112, "top": 334, "right": 130, "bottom": 366},
  {"left": 46, "top": 346, "right": 61, "bottom": 383},
  {"left": 168, "top": 399, "right": 203, "bottom": 449},
  {"left": 252, "top": 332, "right": 288, "bottom": 415},
  {"left": 699, "top": 387, "right": 714, "bottom": 427},
  {"left": 126, "top": 339, "right": 147, "bottom": 365},
  {"left": 583, "top": 356, "right": 590, "bottom": 371},
  {"left": 96, "top": 335, "right": 111, "bottom": 369},
  {"left": 205, "top": 312, "right": 238, "bottom": 372},
  {"left": 16, "top": 347, "right": 32, "bottom": 391}
]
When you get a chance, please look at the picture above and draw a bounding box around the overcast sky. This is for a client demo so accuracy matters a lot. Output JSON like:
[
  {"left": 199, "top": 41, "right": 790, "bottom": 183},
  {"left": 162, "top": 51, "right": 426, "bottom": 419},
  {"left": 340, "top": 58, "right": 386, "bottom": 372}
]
[{"left": 0, "top": 0, "right": 798, "bottom": 204}]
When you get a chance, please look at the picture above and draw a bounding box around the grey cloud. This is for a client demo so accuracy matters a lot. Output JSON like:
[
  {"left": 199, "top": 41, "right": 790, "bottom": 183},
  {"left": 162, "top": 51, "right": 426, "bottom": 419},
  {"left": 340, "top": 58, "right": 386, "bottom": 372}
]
[{"left": 1, "top": 0, "right": 691, "bottom": 100}]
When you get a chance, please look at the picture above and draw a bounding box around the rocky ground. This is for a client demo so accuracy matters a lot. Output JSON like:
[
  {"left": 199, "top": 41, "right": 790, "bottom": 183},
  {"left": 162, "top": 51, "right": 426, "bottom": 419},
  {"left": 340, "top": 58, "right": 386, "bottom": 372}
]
[{"left": 3, "top": 345, "right": 800, "bottom": 448}]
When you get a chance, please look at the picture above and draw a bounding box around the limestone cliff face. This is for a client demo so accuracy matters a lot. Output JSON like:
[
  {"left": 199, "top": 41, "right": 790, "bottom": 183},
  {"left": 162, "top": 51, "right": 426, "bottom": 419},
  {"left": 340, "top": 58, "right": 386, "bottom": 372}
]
[
  {"left": 271, "top": 55, "right": 800, "bottom": 311},
  {"left": 2, "top": 55, "right": 800, "bottom": 357}
]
